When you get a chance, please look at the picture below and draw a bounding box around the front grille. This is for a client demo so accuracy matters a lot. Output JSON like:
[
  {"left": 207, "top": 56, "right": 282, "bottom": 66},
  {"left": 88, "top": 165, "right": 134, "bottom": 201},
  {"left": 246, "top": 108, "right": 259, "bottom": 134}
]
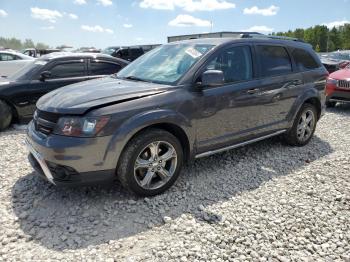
[
  {"left": 34, "top": 110, "right": 60, "bottom": 135},
  {"left": 337, "top": 80, "right": 350, "bottom": 89}
]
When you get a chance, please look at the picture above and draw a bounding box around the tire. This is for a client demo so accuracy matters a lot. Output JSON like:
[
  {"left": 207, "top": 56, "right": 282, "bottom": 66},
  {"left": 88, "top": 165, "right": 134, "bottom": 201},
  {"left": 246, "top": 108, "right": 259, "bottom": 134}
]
[
  {"left": 326, "top": 101, "right": 336, "bottom": 108},
  {"left": 117, "top": 128, "right": 184, "bottom": 196},
  {"left": 284, "top": 103, "right": 318, "bottom": 147},
  {"left": 0, "top": 100, "right": 12, "bottom": 131}
]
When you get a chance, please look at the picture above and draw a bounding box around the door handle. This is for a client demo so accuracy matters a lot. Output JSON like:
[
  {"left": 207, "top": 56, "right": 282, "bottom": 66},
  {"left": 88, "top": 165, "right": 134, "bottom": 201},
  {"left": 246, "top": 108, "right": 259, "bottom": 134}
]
[{"left": 247, "top": 88, "right": 260, "bottom": 94}]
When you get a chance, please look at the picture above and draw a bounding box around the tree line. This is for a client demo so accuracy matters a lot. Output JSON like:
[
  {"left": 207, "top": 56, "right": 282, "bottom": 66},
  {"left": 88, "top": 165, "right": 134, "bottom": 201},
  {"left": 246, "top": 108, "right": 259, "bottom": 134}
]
[
  {"left": 272, "top": 24, "right": 350, "bottom": 52},
  {"left": 0, "top": 37, "right": 49, "bottom": 51},
  {"left": 2, "top": 24, "right": 350, "bottom": 53}
]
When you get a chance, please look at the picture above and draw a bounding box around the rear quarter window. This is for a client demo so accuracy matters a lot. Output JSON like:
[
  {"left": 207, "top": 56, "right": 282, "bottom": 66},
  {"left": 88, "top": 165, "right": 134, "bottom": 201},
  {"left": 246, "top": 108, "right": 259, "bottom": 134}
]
[
  {"left": 256, "top": 45, "right": 292, "bottom": 77},
  {"left": 292, "top": 48, "right": 320, "bottom": 71}
]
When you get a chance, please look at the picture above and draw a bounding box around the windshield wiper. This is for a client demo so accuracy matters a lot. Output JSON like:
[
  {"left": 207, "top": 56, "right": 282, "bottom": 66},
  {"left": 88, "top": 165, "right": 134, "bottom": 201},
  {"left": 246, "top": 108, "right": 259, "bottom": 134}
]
[{"left": 124, "top": 75, "right": 150, "bottom": 82}]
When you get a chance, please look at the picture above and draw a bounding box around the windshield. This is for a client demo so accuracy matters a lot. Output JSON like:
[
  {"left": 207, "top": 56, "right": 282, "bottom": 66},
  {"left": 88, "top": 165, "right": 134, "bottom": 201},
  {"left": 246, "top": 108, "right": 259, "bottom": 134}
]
[
  {"left": 117, "top": 43, "right": 215, "bottom": 85},
  {"left": 102, "top": 47, "right": 118, "bottom": 55},
  {"left": 8, "top": 60, "right": 47, "bottom": 80}
]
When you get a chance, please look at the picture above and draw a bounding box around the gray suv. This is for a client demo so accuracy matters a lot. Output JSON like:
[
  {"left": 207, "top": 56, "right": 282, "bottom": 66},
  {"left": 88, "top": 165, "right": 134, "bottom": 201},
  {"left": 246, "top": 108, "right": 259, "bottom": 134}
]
[{"left": 26, "top": 37, "right": 328, "bottom": 196}]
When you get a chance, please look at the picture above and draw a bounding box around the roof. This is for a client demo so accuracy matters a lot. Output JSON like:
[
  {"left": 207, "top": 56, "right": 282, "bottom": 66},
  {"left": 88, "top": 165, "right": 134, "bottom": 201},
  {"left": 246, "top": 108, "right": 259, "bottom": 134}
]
[
  {"left": 38, "top": 52, "right": 128, "bottom": 63},
  {"left": 165, "top": 37, "right": 311, "bottom": 49}
]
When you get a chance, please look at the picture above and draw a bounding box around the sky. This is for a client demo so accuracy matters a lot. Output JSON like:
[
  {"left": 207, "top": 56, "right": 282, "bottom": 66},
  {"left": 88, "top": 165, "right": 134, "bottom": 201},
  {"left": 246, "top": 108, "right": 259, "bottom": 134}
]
[{"left": 0, "top": 0, "right": 349, "bottom": 49}]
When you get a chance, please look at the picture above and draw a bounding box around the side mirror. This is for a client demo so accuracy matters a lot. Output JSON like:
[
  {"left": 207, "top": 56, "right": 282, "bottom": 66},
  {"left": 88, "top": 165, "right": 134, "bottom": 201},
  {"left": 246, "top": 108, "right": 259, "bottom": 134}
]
[
  {"left": 200, "top": 70, "right": 224, "bottom": 87},
  {"left": 40, "top": 71, "right": 51, "bottom": 81}
]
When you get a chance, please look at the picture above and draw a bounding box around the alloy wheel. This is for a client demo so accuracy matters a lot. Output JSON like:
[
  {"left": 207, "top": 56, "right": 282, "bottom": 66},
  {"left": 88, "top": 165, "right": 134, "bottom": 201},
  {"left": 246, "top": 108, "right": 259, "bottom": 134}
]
[
  {"left": 297, "top": 109, "right": 315, "bottom": 142},
  {"left": 134, "top": 141, "right": 177, "bottom": 190}
]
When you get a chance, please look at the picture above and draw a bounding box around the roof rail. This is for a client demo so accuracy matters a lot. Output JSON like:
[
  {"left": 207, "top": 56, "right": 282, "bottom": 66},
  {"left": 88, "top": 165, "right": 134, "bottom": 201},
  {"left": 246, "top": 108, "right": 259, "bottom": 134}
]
[{"left": 240, "top": 33, "right": 305, "bottom": 42}]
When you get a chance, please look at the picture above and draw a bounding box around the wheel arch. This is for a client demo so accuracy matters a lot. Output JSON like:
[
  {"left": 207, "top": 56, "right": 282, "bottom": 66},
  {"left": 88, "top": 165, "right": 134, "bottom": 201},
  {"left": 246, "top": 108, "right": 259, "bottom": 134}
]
[
  {"left": 0, "top": 96, "right": 19, "bottom": 122},
  {"left": 288, "top": 89, "right": 323, "bottom": 126},
  {"left": 104, "top": 110, "right": 195, "bottom": 171}
]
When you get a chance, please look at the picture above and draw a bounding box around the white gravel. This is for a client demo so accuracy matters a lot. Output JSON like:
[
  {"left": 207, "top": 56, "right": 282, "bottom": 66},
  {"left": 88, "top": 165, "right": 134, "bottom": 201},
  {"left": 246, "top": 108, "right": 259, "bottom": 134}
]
[{"left": 0, "top": 105, "right": 350, "bottom": 261}]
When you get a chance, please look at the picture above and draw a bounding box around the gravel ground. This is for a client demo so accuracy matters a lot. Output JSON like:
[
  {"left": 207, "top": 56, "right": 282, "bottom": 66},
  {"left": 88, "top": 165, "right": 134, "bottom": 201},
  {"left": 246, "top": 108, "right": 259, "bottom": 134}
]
[{"left": 0, "top": 105, "right": 350, "bottom": 262}]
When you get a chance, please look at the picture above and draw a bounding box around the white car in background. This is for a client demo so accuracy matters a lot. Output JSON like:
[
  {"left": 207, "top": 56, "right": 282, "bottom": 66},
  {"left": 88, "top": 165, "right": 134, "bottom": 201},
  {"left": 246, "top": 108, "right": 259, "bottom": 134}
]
[{"left": 0, "top": 50, "right": 34, "bottom": 77}]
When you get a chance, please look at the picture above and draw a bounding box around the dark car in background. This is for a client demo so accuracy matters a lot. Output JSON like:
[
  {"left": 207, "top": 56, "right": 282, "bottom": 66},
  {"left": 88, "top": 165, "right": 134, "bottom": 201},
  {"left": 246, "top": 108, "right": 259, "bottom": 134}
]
[
  {"left": 26, "top": 36, "right": 327, "bottom": 196},
  {"left": 102, "top": 45, "right": 160, "bottom": 61},
  {"left": 326, "top": 64, "right": 350, "bottom": 107},
  {"left": 0, "top": 52, "right": 128, "bottom": 130}
]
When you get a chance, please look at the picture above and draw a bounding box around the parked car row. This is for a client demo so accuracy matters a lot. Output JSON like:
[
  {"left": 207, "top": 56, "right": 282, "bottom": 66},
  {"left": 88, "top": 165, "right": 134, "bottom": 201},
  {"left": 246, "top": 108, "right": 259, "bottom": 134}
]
[{"left": 24, "top": 35, "right": 328, "bottom": 196}]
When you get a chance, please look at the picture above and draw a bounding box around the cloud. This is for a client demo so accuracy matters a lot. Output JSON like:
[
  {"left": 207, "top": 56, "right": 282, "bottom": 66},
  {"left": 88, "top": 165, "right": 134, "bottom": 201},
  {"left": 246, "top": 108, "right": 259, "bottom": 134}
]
[
  {"left": 123, "top": 23, "right": 133, "bottom": 28},
  {"left": 74, "top": 0, "right": 87, "bottom": 4},
  {"left": 97, "top": 0, "right": 113, "bottom": 6},
  {"left": 243, "top": 5, "right": 279, "bottom": 16},
  {"left": 169, "top": 14, "right": 211, "bottom": 27},
  {"left": 243, "top": 25, "right": 274, "bottom": 33},
  {"left": 81, "top": 25, "right": 114, "bottom": 33},
  {"left": 140, "top": 0, "right": 235, "bottom": 12},
  {"left": 322, "top": 20, "right": 350, "bottom": 28},
  {"left": 30, "top": 7, "right": 63, "bottom": 23},
  {"left": 40, "top": 26, "right": 55, "bottom": 30},
  {"left": 69, "top": 13, "right": 78, "bottom": 19},
  {"left": 0, "top": 9, "right": 8, "bottom": 17}
]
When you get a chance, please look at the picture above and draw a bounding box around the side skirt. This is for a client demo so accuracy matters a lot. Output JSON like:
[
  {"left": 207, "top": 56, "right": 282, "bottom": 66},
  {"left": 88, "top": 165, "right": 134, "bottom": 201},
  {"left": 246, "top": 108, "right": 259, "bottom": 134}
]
[{"left": 195, "top": 129, "right": 286, "bottom": 159}]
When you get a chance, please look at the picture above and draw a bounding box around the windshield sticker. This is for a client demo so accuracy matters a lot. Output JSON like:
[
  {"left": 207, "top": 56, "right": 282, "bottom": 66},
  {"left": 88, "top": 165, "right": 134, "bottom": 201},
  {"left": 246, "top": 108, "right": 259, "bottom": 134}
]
[
  {"left": 185, "top": 48, "right": 203, "bottom": 59},
  {"left": 34, "top": 61, "right": 48, "bottom": 66}
]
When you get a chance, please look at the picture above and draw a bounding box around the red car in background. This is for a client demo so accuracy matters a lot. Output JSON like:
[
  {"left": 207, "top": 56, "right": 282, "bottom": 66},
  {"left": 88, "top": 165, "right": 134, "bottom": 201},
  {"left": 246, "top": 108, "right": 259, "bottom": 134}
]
[{"left": 326, "top": 65, "right": 350, "bottom": 107}]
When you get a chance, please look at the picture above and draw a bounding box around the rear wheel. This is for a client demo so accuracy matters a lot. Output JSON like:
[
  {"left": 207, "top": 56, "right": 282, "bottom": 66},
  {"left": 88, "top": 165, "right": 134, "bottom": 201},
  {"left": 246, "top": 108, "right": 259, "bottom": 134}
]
[
  {"left": 284, "top": 103, "right": 317, "bottom": 146},
  {"left": 117, "top": 128, "right": 184, "bottom": 196},
  {"left": 326, "top": 101, "right": 337, "bottom": 108},
  {"left": 0, "top": 100, "right": 12, "bottom": 131}
]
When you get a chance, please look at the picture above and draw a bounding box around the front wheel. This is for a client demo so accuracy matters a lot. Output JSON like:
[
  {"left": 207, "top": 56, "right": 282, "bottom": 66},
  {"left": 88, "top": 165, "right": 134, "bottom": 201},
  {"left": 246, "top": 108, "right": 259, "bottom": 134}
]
[
  {"left": 284, "top": 103, "right": 318, "bottom": 146},
  {"left": 117, "top": 128, "right": 184, "bottom": 196}
]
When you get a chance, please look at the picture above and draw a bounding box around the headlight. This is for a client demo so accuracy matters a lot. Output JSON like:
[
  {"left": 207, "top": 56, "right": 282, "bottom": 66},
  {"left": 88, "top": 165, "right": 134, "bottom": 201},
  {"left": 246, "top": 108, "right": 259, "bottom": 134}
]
[
  {"left": 53, "top": 116, "right": 110, "bottom": 137},
  {"left": 326, "top": 77, "right": 338, "bottom": 85}
]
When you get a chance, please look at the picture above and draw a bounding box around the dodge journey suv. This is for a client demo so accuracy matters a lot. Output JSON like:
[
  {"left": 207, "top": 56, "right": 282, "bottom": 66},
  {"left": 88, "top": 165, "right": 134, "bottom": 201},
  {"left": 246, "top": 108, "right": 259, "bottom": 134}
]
[{"left": 26, "top": 37, "right": 327, "bottom": 196}]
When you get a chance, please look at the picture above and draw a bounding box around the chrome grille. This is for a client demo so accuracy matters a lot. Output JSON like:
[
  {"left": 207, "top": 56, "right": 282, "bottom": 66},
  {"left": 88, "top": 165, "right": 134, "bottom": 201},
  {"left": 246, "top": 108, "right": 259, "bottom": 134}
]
[
  {"left": 337, "top": 80, "right": 350, "bottom": 89},
  {"left": 34, "top": 110, "right": 60, "bottom": 135}
]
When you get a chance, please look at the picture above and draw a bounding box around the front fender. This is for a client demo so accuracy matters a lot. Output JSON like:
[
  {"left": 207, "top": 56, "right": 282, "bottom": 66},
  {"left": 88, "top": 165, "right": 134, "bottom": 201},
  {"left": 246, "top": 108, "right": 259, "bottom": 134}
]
[{"left": 103, "top": 109, "right": 194, "bottom": 170}]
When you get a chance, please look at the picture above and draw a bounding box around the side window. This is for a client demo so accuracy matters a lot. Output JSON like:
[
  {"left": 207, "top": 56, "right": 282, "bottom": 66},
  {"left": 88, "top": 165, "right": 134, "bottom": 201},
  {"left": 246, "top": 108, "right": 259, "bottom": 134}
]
[
  {"left": 204, "top": 45, "right": 253, "bottom": 83},
  {"left": 256, "top": 45, "right": 292, "bottom": 77},
  {"left": 0, "top": 54, "right": 16, "bottom": 61},
  {"left": 130, "top": 48, "right": 143, "bottom": 57},
  {"left": 49, "top": 61, "right": 85, "bottom": 78},
  {"left": 90, "top": 61, "right": 122, "bottom": 75},
  {"left": 292, "top": 48, "right": 319, "bottom": 71},
  {"left": 119, "top": 49, "right": 129, "bottom": 58}
]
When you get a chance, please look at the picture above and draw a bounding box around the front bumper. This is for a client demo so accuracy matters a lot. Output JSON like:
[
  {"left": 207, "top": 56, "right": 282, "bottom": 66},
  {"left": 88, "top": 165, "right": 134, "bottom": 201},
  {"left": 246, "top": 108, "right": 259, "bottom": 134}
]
[
  {"left": 326, "top": 85, "right": 350, "bottom": 104},
  {"left": 26, "top": 121, "right": 116, "bottom": 186}
]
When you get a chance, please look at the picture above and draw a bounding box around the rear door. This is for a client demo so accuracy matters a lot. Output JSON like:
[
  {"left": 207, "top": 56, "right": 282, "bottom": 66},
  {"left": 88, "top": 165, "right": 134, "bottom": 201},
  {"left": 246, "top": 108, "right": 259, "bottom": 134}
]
[{"left": 252, "top": 44, "right": 303, "bottom": 126}]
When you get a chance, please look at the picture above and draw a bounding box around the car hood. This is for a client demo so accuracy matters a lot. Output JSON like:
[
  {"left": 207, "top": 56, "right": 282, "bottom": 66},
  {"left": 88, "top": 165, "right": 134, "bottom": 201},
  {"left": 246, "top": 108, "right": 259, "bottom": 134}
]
[
  {"left": 330, "top": 68, "right": 350, "bottom": 80},
  {"left": 37, "top": 76, "right": 171, "bottom": 114}
]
